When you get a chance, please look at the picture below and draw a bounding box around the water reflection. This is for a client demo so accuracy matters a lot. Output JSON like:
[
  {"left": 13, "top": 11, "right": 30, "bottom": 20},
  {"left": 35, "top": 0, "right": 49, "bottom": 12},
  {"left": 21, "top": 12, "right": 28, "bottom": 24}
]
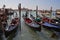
[
  {"left": 0, "top": 28, "right": 18, "bottom": 40},
  {"left": 0, "top": 36, "right": 3, "bottom": 40}
]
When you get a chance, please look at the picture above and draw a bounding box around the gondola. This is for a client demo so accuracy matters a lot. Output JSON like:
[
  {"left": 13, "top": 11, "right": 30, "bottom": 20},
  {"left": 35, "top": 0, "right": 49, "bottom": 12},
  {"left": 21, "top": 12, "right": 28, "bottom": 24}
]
[
  {"left": 22, "top": 12, "right": 41, "bottom": 31},
  {"left": 40, "top": 16, "right": 60, "bottom": 32},
  {"left": 1, "top": 10, "right": 19, "bottom": 37},
  {"left": 41, "top": 18, "right": 60, "bottom": 32},
  {"left": 4, "top": 17, "right": 19, "bottom": 37},
  {"left": 4, "top": 11, "right": 19, "bottom": 37},
  {"left": 42, "top": 15, "right": 60, "bottom": 26},
  {"left": 40, "top": 14, "right": 60, "bottom": 26},
  {"left": 42, "top": 22, "right": 60, "bottom": 32},
  {"left": 41, "top": 15, "right": 60, "bottom": 32},
  {"left": 0, "top": 6, "right": 19, "bottom": 37}
]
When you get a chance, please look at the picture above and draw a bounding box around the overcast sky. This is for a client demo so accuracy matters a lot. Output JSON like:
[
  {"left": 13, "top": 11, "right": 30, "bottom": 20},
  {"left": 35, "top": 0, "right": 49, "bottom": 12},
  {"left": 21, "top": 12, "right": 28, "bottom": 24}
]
[{"left": 0, "top": 0, "right": 60, "bottom": 10}]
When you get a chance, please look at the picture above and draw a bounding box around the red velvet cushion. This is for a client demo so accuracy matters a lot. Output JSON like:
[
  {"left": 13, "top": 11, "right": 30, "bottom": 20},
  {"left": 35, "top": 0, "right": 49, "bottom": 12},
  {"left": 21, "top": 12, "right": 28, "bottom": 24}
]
[
  {"left": 43, "top": 18, "right": 49, "bottom": 22},
  {"left": 25, "top": 18, "right": 32, "bottom": 23}
]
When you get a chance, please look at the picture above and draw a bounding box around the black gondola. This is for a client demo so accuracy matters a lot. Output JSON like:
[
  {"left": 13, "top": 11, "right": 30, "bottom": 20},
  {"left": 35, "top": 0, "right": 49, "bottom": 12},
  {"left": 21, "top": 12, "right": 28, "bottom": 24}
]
[
  {"left": 49, "top": 19, "right": 60, "bottom": 26},
  {"left": 4, "top": 11, "right": 19, "bottom": 37},
  {"left": 22, "top": 12, "right": 41, "bottom": 31},
  {"left": 0, "top": 6, "right": 19, "bottom": 38},
  {"left": 4, "top": 17, "right": 19, "bottom": 37},
  {"left": 42, "top": 22, "right": 60, "bottom": 32}
]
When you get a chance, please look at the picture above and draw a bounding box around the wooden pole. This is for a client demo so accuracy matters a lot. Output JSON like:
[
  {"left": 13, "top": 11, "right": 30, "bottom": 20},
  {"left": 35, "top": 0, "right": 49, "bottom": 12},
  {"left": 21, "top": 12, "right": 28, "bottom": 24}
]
[
  {"left": 36, "top": 6, "right": 38, "bottom": 18},
  {"left": 18, "top": 3, "right": 21, "bottom": 31},
  {"left": 50, "top": 7, "right": 52, "bottom": 18}
]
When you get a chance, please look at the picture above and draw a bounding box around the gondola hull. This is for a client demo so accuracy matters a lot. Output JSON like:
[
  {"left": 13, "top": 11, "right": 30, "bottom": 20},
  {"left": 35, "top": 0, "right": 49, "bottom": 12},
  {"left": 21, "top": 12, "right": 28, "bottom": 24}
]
[
  {"left": 23, "top": 17, "right": 41, "bottom": 31},
  {"left": 42, "top": 22, "right": 60, "bottom": 32},
  {"left": 25, "top": 21, "right": 41, "bottom": 31},
  {"left": 0, "top": 30, "right": 3, "bottom": 36},
  {"left": 4, "top": 25, "right": 18, "bottom": 37},
  {"left": 4, "top": 18, "right": 19, "bottom": 37}
]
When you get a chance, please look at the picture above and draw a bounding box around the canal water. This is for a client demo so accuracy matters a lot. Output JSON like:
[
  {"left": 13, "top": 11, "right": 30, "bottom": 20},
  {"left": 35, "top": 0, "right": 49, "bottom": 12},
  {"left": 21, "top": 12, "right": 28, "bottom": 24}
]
[
  {"left": 21, "top": 10, "right": 60, "bottom": 40},
  {"left": 0, "top": 10, "right": 60, "bottom": 40}
]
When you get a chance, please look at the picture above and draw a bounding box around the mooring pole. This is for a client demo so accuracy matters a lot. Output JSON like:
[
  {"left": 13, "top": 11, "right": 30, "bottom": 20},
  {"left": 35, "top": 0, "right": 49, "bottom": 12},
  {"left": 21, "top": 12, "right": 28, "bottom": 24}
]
[
  {"left": 50, "top": 7, "right": 52, "bottom": 18},
  {"left": 36, "top": 5, "right": 38, "bottom": 18},
  {"left": 18, "top": 3, "right": 21, "bottom": 31}
]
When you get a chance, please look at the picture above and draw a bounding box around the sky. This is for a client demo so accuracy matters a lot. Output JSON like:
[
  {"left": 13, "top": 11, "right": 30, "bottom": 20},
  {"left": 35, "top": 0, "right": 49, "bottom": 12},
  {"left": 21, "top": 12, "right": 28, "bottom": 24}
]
[
  {"left": 0, "top": 0, "right": 60, "bottom": 10},
  {"left": 0, "top": 0, "right": 20, "bottom": 9}
]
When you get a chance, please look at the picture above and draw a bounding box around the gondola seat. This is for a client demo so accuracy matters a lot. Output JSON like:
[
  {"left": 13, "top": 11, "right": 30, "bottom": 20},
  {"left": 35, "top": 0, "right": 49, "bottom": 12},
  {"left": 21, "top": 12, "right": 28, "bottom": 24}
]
[{"left": 25, "top": 18, "right": 32, "bottom": 23}]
